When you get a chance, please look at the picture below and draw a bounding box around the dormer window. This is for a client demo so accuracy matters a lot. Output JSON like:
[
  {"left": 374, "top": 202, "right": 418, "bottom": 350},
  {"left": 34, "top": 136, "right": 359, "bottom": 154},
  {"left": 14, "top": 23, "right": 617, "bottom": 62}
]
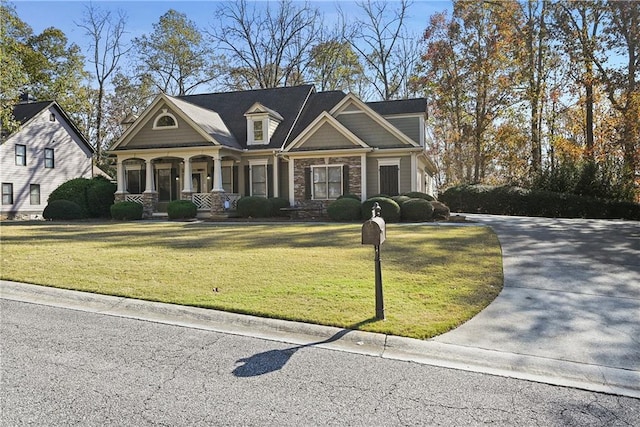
[
  {"left": 253, "top": 120, "right": 264, "bottom": 142},
  {"left": 245, "top": 102, "right": 283, "bottom": 145},
  {"left": 153, "top": 109, "right": 178, "bottom": 129}
]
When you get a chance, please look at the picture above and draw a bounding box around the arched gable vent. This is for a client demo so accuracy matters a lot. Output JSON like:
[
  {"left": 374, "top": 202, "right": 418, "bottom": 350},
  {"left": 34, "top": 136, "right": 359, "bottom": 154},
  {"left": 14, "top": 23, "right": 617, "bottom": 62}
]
[{"left": 153, "top": 109, "right": 178, "bottom": 129}]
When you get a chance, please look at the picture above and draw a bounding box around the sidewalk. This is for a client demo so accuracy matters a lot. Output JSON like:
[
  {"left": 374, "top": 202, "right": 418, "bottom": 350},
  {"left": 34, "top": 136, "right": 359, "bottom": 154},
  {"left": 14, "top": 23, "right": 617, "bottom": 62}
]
[{"left": 2, "top": 215, "right": 639, "bottom": 398}]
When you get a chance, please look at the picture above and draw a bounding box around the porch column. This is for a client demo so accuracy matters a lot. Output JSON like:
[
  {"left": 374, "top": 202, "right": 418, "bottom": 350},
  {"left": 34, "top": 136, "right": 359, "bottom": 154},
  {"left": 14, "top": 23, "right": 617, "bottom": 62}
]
[
  {"left": 183, "top": 157, "right": 193, "bottom": 193},
  {"left": 212, "top": 154, "right": 224, "bottom": 192},
  {"left": 273, "top": 154, "right": 279, "bottom": 197},
  {"left": 288, "top": 158, "right": 295, "bottom": 205},
  {"left": 410, "top": 153, "right": 417, "bottom": 192},
  {"left": 144, "top": 159, "right": 155, "bottom": 192},
  {"left": 360, "top": 153, "right": 367, "bottom": 201},
  {"left": 116, "top": 160, "right": 126, "bottom": 193}
]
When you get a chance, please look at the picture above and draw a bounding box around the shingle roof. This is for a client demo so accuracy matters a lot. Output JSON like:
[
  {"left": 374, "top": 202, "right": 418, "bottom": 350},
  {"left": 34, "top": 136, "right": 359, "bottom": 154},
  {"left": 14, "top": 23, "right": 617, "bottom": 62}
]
[
  {"left": 366, "top": 98, "right": 427, "bottom": 116},
  {"left": 12, "top": 101, "right": 53, "bottom": 124},
  {"left": 287, "top": 90, "right": 346, "bottom": 147},
  {"left": 178, "top": 85, "right": 315, "bottom": 150}
]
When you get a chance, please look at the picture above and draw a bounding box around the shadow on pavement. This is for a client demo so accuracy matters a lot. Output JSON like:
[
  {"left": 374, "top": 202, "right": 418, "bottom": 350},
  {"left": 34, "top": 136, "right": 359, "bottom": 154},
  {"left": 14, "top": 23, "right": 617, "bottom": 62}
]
[{"left": 233, "top": 318, "right": 377, "bottom": 377}]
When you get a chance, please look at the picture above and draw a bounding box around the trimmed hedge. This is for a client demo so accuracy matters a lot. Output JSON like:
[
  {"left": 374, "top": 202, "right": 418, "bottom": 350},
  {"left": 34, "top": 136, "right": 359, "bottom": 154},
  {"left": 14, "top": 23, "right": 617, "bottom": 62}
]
[
  {"left": 86, "top": 178, "right": 116, "bottom": 218},
  {"left": 430, "top": 201, "right": 451, "bottom": 220},
  {"left": 110, "top": 201, "right": 144, "bottom": 220},
  {"left": 167, "top": 200, "right": 198, "bottom": 220},
  {"left": 361, "top": 197, "right": 401, "bottom": 222},
  {"left": 327, "top": 198, "right": 362, "bottom": 221},
  {"left": 43, "top": 200, "right": 84, "bottom": 220},
  {"left": 401, "top": 198, "right": 434, "bottom": 222},
  {"left": 237, "top": 196, "right": 272, "bottom": 218},
  {"left": 49, "top": 176, "right": 116, "bottom": 218},
  {"left": 268, "top": 197, "right": 290, "bottom": 217},
  {"left": 439, "top": 184, "right": 640, "bottom": 220},
  {"left": 402, "top": 191, "right": 436, "bottom": 202}
]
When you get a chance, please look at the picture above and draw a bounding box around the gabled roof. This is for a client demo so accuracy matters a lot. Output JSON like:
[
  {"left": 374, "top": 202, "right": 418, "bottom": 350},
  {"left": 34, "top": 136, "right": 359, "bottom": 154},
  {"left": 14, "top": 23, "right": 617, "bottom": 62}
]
[
  {"left": 167, "top": 96, "right": 240, "bottom": 149},
  {"left": 285, "top": 111, "right": 370, "bottom": 152},
  {"left": 366, "top": 98, "right": 428, "bottom": 116},
  {"left": 178, "top": 85, "right": 315, "bottom": 150},
  {"left": 6, "top": 101, "right": 93, "bottom": 153}
]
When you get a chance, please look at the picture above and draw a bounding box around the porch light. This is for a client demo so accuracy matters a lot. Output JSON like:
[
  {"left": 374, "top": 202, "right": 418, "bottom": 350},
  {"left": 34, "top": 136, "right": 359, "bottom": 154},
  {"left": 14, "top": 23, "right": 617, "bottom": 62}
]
[
  {"left": 175, "top": 176, "right": 179, "bottom": 181},
  {"left": 207, "top": 174, "right": 211, "bottom": 180}
]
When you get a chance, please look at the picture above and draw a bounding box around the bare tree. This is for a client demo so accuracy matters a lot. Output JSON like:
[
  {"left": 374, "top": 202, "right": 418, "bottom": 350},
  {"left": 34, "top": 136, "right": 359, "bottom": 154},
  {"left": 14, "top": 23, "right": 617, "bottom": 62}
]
[
  {"left": 349, "top": 0, "right": 415, "bottom": 100},
  {"left": 210, "top": 0, "right": 320, "bottom": 89},
  {"left": 77, "top": 3, "right": 130, "bottom": 164}
]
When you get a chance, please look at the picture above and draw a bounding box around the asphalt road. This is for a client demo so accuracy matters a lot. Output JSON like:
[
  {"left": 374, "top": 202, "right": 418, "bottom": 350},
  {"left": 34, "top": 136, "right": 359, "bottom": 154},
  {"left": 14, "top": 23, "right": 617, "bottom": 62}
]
[{"left": 2, "top": 299, "right": 638, "bottom": 426}]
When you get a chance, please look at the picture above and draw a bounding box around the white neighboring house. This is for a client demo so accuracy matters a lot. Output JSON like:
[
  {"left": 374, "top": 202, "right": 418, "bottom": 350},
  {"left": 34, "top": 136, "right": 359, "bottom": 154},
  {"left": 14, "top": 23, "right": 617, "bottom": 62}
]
[{"left": 0, "top": 100, "right": 94, "bottom": 219}]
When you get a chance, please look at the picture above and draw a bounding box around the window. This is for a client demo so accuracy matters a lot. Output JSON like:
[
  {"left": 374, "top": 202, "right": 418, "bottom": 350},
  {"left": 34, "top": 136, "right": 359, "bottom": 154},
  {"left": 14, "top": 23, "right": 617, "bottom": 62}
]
[
  {"left": 2, "top": 183, "right": 13, "bottom": 205},
  {"left": 15, "top": 144, "right": 26, "bottom": 166},
  {"left": 153, "top": 110, "right": 178, "bottom": 129},
  {"left": 312, "top": 165, "right": 342, "bottom": 200},
  {"left": 222, "top": 166, "right": 233, "bottom": 192},
  {"left": 253, "top": 120, "right": 264, "bottom": 142},
  {"left": 250, "top": 163, "right": 267, "bottom": 197},
  {"left": 45, "top": 148, "right": 55, "bottom": 168},
  {"left": 30, "top": 184, "right": 40, "bottom": 205}
]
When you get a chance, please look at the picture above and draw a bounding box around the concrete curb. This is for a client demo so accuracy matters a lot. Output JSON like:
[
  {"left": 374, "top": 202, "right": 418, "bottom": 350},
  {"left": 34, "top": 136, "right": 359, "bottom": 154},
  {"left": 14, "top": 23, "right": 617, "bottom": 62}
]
[{"left": 2, "top": 280, "right": 639, "bottom": 399}]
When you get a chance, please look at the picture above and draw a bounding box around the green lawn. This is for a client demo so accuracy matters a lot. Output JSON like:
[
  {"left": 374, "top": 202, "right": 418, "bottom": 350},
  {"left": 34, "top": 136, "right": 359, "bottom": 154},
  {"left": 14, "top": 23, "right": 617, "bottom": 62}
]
[{"left": 0, "top": 221, "right": 503, "bottom": 339}]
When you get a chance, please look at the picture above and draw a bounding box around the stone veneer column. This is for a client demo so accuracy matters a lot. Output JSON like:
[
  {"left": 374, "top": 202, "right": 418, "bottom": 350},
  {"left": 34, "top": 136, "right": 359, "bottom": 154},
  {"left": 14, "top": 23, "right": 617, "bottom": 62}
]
[
  {"left": 209, "top": 191, "right": 225, "bottom": 215},
  {"left": 142, "top": 192, "right": 158, "bottom": 219}
]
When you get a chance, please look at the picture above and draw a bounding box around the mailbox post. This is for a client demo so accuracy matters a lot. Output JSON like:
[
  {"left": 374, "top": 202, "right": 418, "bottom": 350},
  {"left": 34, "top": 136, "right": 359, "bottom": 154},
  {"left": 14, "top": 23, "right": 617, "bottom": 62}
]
[{"left": 361, "top": 202, "right": 386, "bottom": 320}]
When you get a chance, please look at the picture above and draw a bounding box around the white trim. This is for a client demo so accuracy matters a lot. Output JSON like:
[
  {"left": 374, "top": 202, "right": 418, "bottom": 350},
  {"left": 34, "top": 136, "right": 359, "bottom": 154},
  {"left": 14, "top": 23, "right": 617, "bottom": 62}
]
[
  {"left": 248, "top": 159, "right": 268, "bottom": 197},
  {"left": 310, "top": 164, "right": 343, "bottom": 200},
  {"left": 377, "top": 158, "right": 401, "bottom": 195},
  {"left": 284, "top": 112, "right": 369, "bottom": 151},
  {"left": 330, "top": 94, "right": 420, "bottom": 148},
  {"left": 152, "top": 109, "right": 178, "bottom": 130}
]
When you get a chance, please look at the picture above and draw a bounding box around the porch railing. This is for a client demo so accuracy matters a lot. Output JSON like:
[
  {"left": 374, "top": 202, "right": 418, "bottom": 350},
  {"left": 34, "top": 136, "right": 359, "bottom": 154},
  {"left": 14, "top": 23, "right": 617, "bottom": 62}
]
[
  {"left": 191, "top": 193, "right": 241, "bottom": 211},
  {"left": 125, "top": 194, "right": 144, "bottom": 205},
  {"left": 192, "top": 193, "right": 212, "bottom": 210}
]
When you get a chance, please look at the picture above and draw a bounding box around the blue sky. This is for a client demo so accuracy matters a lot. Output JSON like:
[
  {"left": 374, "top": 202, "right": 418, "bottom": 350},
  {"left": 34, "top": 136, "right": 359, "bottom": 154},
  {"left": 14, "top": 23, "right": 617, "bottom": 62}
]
[{"left": 13, "top": 1, "right": 453, "bottom": 67}]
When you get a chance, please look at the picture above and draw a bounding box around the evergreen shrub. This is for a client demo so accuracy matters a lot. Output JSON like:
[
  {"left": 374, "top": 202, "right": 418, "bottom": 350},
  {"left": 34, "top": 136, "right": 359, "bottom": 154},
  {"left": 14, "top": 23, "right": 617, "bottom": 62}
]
[
  {"left": 86, "top": 178, "right": 116, "bottom": 218},
  {"left": 439, "top": 184, "right": 640, "bottom": 220},
  {"left": 268, "top": 197, "right": 290, "bottom": 217},
  {"left": 401, "top": 198, "right": 434, "bottom": 222},
  {"left": 361, "top": 197, "right": 401, "bottom": 222},
  {"left": 237, "top": 196, "right": 272, "bottom": 218},
  {"left": 430, "top": 201, "right": 451, "bottom": 220},
  {"left": 110, "top": 201, "right": 144, "bottom": 220},
  {"left": 43, "top": 200, "right": 84, "bottom": 220},
  {"left": 167, "top": 200, "right": 198, "bottom": 220},
  {"left": 402, "top": 191, "right": 436, "bottom": 202},
  {"left": 327, "top": 198, "right": 362, "bottom": 221}
]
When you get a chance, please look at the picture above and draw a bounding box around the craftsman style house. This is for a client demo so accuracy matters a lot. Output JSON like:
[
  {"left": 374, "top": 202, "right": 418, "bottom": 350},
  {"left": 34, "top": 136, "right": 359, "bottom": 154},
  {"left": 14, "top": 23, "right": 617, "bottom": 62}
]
[
  {"left": 109, "top": 85, "right": 437, "bottom": 217},
  {"left": 0, "top": 100, "right": 94, "bottom": 219}
]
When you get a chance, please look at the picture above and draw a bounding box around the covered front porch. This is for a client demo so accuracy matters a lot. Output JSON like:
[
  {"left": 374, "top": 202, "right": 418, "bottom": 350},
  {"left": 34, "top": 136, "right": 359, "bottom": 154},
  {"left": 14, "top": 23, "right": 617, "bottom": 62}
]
[{"left": 114, "top": 148, "right": 241, "bottom": 218}]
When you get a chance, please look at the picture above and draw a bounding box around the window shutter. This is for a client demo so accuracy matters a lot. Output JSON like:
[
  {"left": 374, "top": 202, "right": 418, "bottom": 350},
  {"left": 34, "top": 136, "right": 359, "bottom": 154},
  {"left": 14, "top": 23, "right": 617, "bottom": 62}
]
[
  {"left": 267, "top": 164, "right": 274, "bottom": 198},
  {"left": 244, "top": 165, "right": 250, "bottom": 196},
  {"left": 304, "top": 167, "right": 311, "bottom": 200},
  {"left": 342, "top": 164, "right": 350, "bottom": 195},
  {"left": 233, "top": 166, "right": 239, "bottom": 193}
]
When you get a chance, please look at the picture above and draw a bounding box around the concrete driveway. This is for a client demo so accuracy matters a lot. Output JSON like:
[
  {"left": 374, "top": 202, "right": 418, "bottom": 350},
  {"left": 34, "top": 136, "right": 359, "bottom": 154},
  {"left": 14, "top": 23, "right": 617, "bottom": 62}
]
[{"left": 428, "top": 214, "right": 640, "bottom": 396}]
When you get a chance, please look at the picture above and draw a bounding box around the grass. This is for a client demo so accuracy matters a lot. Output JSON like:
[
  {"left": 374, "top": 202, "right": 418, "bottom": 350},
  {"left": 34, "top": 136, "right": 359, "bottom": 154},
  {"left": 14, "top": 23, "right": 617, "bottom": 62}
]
[{"left": 0, "top": 221, "right": 503, "bottom": 339}]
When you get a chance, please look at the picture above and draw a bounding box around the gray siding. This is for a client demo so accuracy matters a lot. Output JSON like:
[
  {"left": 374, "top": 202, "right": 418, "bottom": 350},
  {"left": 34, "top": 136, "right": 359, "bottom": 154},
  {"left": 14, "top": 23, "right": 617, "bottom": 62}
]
[
  {"left": 0, "top": 106, "right": 93, "bottom": 217},
  {"left": 297, "top": 122, "right": 356, "bottom": 149},
  {"left": 387, "top": 117, "right": 421, "bottom": 145},
  {"left": 125, "top": 105, "right": 208, "bottom": 148},
  {"left": 365, "top": 155, "right": 412, "bottom": 197},
  {"left": 337, "top": 113, "right": 404, "bottom": 148}
]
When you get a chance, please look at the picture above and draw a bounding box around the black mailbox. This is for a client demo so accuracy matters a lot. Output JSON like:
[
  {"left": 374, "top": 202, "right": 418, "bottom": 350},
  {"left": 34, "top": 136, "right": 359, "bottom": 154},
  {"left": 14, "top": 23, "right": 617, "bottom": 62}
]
[{"left": 361, "top": 217, "right": 386, "bottom": 245}]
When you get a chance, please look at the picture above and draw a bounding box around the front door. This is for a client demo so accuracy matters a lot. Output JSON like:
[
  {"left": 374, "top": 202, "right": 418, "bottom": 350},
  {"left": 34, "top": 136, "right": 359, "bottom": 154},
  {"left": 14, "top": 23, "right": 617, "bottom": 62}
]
[
  {"left": 192, "top": 173, "right": 202, "bottom": 193},
  {"left": 157, "top": 168, "right": 177, "bottom": 202}
]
